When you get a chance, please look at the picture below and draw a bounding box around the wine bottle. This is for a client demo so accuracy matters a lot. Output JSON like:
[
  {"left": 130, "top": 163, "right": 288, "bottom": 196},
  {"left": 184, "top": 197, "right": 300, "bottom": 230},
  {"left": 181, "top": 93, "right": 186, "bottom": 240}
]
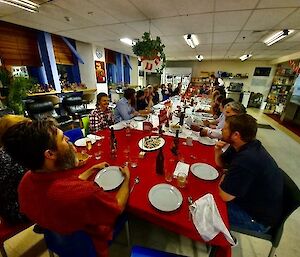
[
  {"left": 156, "top": 148, "right": 164, "bottom": 175},
  {"left": 110, "top": 127, "right": 117, "bottom": 159}
]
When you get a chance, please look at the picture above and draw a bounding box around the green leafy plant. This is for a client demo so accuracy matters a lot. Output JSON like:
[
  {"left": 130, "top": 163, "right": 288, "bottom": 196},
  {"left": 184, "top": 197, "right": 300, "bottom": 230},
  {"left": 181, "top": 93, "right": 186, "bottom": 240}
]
[
  {"left": 8, "top": 77, "right": 34, "bottom": 114},
  {"left": 132, "top": 32, "right": 166, "bottom": 73},
  {"left": 0, "top": 66, "right": 11, "bottom": 88}
]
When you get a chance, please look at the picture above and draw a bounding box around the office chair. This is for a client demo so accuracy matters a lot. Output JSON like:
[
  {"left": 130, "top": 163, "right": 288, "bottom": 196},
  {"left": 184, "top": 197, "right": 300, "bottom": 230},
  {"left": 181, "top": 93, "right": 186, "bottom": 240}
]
[
  {"left": 231, "top": 169, "right": 300, "bottom": 257},
  {"left": 131, "top": 245, "right": 188, "bottom": 257}
]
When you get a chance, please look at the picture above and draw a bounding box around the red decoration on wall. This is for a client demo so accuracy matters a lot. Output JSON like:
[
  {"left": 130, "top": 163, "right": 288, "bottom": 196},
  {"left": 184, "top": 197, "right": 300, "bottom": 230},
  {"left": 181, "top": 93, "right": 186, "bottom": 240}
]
[{"left": 288, "top": 60, "right": 300, "bottom": 74}]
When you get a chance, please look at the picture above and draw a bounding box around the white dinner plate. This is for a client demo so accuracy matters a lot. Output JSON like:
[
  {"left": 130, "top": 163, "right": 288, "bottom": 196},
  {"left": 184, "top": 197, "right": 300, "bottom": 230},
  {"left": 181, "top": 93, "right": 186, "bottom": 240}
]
[
  {"left": 153, "top": 104, "right": 164, "bottom": 110},
  {"left": 190, "top": 163, "right": 219, "bottom": 180},
  {"left": 198, "top": 137, "right": 217, "bottom": 146},
  {"left": 110, "top": 123, "right": 125, "bottom": 130},
  {"left": 148, "top": 184, "right": 183, "bottom": 212},
  {"left": 74, "top": 137, "right": 96, "bottom": 147},
  {"left": 138, "top": 136, "right": 165, "bottom": 151},
  {"left": 86, "top": 134, "right": 103, "bottom": 140},
  {"left": 134, "top": 116, "right": 147, "bottom": 121},
  {"left": 94, "top": 166, "right": 124, "bottom": 191}
]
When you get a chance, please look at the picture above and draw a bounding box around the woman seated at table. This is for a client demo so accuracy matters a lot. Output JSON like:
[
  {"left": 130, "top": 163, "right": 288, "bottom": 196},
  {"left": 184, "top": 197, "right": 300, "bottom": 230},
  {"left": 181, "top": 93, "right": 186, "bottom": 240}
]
[
  {"left": 0, "top": 114, "right": 30, "bottom": 225},
  {"left": 114, "top": 88, "right": 140, "bottom": 122},
  {"left": 136, "top": 90, "right": 150, "bottom": 112},
  {"left": 89, "top": 93, "right": 114, "bottom": 133}
]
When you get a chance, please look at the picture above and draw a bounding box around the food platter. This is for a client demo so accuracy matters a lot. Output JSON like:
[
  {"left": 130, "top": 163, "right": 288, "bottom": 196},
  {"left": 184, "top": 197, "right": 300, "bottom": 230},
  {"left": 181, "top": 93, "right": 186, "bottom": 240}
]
[{"left": 138, "top": 136, "right": 165, "bottom": 151}]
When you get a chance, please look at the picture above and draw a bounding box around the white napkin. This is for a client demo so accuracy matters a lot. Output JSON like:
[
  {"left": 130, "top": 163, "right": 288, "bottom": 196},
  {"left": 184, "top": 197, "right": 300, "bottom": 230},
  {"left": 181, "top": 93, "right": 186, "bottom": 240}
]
[
  {"left": 173, "top": 161, "right": 190, "bottom": 177},
  {"left": 189, "top": 193, "right": 237, "bottom": 246}
]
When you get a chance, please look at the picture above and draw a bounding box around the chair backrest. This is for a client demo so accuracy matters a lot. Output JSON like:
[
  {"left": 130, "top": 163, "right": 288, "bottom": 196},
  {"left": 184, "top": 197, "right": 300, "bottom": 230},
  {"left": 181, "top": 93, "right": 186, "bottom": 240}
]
[
  {"left": 36, "top": 95, "right": 60, "bottom": 106},
  {"left": 62, "top": 97, "right": 87, "bottom": 116},
  {"left": 81, "top": 116, "right": 90, "bottom": 136},
  {"left": 27, "top": 101, "right": 59, "bottom": 120},
  {"left": 271, "top": 169, "right": 300, "bottom": 247},
  {"left": 64, "top": 128, "right": 84, "bottom": 143},
  {"left": 131, "top": 245, "right": 188, "bottom": 257},
  {"left": 82, "top": 93, "right": 95, "bottom": 103},
  {"left": 43, "top": 229, "right": 97, "bottom": 257}
]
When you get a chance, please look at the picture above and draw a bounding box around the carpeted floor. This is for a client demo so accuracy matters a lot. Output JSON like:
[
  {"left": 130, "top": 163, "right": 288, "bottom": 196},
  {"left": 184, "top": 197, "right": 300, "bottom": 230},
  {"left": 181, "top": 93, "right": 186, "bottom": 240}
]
[{"left": 265, "top": 113, "right": 300, "bottom": 138}]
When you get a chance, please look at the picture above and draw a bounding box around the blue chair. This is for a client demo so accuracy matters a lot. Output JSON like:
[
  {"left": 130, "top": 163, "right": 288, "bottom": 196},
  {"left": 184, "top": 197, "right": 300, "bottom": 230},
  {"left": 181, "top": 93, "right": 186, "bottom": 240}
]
[
  {"left": 44, "top": 230, "right": 97, "bottom": 257},
  {"left": 63, "top": 128, "right": 83, "bottom": 143},
  {"left": 131, "top": 246, "right": 188, "bottom": 257},
  {"left": 44, "top": 213, "right": 130, "bottom": 257}
]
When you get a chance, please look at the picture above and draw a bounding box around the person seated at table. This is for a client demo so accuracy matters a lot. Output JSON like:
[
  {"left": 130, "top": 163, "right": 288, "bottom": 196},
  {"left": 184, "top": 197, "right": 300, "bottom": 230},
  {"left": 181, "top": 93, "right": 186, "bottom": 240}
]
[
  {"left": 3, "top": 119, "right": 130, "bottom": 257},
  {"left": 152, "top": 85, "right": 160, "bottom": 104},
  {"left": 89, "top": 93, "right": 114, "bottom": 133},
  {"left": 203, "top": 98, "right": 234, "bottom": 129},
  {"left": 0, "top": 115, "right": 31, "bottom": 225},
  {"left": 136, "top": 90, "right": 152, "bottom": 115},
  {"left": 215, "top": 114, "right": 283, "bottom": 232},
  {"left": 114, "top": 88, "right": 139, "bottom": 122},
  {"left": 172, "top": 82, "right": 182, "bottom": 96},
  {"left": 200, "top": 101, "right": 246, "bottom": 139},
  {"left": 144, "top": 86, "right": 154, "bottom": 108}
]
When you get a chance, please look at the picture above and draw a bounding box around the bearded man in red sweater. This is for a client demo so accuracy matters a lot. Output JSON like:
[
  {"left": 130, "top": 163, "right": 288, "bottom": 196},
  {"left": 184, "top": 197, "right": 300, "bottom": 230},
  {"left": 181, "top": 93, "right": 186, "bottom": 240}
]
[{"left": 3, "top": 119, "right": 130, "bottom": 257}]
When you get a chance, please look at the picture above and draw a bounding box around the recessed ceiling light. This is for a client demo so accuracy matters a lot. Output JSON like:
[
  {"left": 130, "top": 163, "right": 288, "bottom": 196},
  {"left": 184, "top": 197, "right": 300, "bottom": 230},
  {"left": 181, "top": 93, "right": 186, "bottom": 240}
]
[
  {"left": 0, "top": 0, "right": 40, "bottom": 13},
  {"left": 120, "top": 38, "right": 135, "bottom": 46},
  {"left": 196, "top": 55, "right": 204, "bottom": 61}
]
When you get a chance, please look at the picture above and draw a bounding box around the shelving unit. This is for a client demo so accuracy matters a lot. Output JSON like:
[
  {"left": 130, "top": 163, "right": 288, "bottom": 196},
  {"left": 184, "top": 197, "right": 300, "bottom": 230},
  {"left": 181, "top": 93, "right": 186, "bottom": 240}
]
[{"left": 265, "top": 66, "right": 296, "bottom": 114}]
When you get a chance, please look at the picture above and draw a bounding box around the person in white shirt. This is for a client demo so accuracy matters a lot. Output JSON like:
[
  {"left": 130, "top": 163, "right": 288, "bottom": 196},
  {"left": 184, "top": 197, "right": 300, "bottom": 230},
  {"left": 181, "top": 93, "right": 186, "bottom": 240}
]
[{"left": 200, "top": 101, "right": 246, "bottom": 139}]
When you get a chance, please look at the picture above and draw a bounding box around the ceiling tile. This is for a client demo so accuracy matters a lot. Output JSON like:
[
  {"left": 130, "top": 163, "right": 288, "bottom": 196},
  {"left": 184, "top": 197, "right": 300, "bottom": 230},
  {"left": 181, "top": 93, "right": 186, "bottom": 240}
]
[
  {"left": 274, "top": 9, "right": 300, "bottom": 30},
  {"left": 229, "top": 43, "right": 253, "bottom": 50},
  {"left": 285, "top": 31, "right": 300, "bottom": 42},
  {"left": 244, "top": 8, "right": 296, "bottom": 30},
  {"left": 235, "top": 30, "right": 268, "bottom": 43},
  {"left": 257, "top": 0, "right": 300, "bottom": 8},
  {"left": 215, "top": 0, "right": 259, "bottom": 11},
  {"left": 213, "top": 31, "right": 239, "bottom": 44},
  {"left": 126, "top": 20, "right": 163, "bottom": 36},
  {"left": 174, "top": 0, "right": 214, "bottom": 15},
  {"left": 214, "top": 10, "right": 252, "bottom": 32}
]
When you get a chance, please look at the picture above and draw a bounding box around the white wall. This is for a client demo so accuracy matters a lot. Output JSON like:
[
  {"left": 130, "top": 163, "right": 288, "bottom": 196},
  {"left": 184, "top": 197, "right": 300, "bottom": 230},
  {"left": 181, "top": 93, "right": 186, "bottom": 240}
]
[
  {"left": 167, "top": 60, "right": 276, "bottom": 98},
  {"left": 130, "top": 56, "right": 139, "bottom": 86},
  {"left": 76, "top": 41, "right": 108, "bottom": 94}
]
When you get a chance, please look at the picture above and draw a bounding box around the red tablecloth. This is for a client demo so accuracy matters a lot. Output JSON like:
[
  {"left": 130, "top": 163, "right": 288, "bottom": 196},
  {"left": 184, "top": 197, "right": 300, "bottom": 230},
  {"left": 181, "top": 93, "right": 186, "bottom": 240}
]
[{"left": 80, "top": 128, "right": 231, "bottom": 257}]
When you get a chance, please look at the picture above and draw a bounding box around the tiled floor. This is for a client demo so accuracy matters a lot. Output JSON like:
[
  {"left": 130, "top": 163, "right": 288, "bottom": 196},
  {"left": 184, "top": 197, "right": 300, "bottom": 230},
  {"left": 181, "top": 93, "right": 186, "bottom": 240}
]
[{"left": 2, "top": 108, "right": 300, "bottom": 257}]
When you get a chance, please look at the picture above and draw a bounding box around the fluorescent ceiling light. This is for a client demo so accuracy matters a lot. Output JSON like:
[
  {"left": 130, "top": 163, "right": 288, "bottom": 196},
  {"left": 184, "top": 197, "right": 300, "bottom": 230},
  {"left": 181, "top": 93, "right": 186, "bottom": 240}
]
[
  {"left": 0, "top": 0, "right": 40, "bottom": 13},
  {"left": 264, "top": 29, "right": 294, "bottom": 46},
  {"left": 184, "top": 34, "right": 199, "bottom": 48},
  {"left": 239, "top": 54, "right": 252, "bottom": 61},
  {"left": 196, "top": 55, "right": 204, "bottom": 62},
  {"left": 120, "top": 38, "right": 135, "bottom": 46}
]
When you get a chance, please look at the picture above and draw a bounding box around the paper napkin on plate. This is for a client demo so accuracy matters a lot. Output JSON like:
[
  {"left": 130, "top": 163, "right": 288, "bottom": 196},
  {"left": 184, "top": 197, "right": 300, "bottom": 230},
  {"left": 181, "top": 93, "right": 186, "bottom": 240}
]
[
  {"left": 189, "top": 193, "right": 237, "bottom": 246},
  {"left": 173, "top": 161, "right": 190, "bottom": 177}
]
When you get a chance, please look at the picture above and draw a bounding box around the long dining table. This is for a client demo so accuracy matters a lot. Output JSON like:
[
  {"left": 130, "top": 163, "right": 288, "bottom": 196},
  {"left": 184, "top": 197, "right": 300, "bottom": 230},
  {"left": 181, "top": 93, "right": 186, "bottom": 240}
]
[{"left": 77, "top": 120, "right": 231, "bottom": 257}]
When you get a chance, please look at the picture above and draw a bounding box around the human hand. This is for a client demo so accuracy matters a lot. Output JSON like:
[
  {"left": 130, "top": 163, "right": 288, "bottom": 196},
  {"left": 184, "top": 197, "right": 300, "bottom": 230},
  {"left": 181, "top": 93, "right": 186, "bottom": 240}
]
[
  {"left": 91, "top": 162, "right": 109, "bottom": 171},
  {"left": 215, "top": 140, "right": 227, "bottom": 151},
  {"left": 119, "top": 165, "right": 130, "bottom": 180},
  {"left": 203, "top": 120, "right": 210, "bottom": 127},
  {"left": 200, "top": 128, "right": 208, "bottom": 137}
]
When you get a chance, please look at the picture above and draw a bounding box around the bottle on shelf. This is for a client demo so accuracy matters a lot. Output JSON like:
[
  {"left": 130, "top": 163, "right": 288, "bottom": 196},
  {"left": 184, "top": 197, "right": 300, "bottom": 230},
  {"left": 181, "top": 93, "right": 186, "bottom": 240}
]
[{"left": 156, "top": 148, "right": 164, "bottom": 176}]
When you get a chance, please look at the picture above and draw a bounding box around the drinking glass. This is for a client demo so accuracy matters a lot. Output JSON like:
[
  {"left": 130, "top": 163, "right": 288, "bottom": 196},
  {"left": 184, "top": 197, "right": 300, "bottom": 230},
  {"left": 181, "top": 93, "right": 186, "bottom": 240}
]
[
  {"left": 177, "top": 172, "right": 187, "bottom": 188},
  {"left": 86, "top": 138, "right": 92, "bottom": 157},
  {"left": 130, "top": 157, "right": 138, "bottom": 168}
]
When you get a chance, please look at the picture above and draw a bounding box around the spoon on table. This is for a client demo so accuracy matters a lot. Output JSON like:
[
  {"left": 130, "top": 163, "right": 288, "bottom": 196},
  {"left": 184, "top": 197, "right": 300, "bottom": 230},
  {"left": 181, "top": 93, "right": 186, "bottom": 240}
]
[
  {"left": 187, "top": 196, "right": 193, "bottom": 220},
  {"left": 130, "top": 176, "right": 140, "bottom": 194}
]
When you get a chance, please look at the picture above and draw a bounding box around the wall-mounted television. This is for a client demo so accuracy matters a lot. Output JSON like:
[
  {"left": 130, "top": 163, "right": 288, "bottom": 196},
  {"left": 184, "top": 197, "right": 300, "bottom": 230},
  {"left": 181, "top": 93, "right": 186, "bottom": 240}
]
[{"left": 253, "top": 67, "right": 272, "bottom": 77}]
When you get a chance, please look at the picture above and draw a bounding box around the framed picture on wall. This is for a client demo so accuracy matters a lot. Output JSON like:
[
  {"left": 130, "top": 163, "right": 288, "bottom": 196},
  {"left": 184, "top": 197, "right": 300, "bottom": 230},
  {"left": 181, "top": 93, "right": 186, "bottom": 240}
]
[{"left": 95, "top": 61, "right": 106, "bottom": 83}]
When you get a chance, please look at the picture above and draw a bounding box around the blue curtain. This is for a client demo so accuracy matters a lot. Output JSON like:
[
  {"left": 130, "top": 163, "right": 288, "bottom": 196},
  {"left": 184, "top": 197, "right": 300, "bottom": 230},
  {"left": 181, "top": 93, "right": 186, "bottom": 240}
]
[
  {"left": 107, "top": 63, "right": 117, "bottom": 84},
  {"left": 123, "top": 55, "right": 131, "bottom": 84},
  {"left": 115, "top": 53, "right": 123, "bottom": 84}
]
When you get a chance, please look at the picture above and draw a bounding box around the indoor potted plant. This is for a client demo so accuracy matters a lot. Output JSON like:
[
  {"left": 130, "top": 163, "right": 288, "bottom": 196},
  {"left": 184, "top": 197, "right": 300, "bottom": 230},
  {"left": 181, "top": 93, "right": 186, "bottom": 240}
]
[
  {"left": 8, "top": 77, "right": 34, "bottom": 114},
  {"left": 132, "top": 32, "right": 166, "bottom": 73}
]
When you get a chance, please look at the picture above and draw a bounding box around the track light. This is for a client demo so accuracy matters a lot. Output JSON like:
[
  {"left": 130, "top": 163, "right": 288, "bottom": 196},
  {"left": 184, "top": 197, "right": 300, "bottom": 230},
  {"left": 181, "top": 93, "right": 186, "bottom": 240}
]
[
  {"left": 264, "top": 29, "right": 294, "bottom": 46},
  {"left": 239, "top": 54, "right": 252, "bottom": 61},
  {"left": 0, "top": 0, "right": 40, "bottom": 13},
  {"left": 184, "top": 34, "right": 199, "bottom": 48},
  {"left": 196, "top": 55, "right": 204, "bottom": 62}
]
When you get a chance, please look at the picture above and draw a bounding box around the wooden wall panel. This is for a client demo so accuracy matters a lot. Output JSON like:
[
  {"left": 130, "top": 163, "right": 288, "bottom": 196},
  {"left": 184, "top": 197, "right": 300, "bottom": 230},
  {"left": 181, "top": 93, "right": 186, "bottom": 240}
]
[
  {"left": 0, "top": 21, "right": 41, "bottom": 66},
  {"left": 51, "top": 35, "right": 74, "bottom": 65}
]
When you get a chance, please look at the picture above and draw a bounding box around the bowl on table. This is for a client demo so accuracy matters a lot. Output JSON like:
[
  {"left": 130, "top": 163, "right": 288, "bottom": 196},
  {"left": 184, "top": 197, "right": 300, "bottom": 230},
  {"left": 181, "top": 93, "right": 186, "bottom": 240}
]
[{"left": 170, "top": 123, "right": 182, "bottom": 133}]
